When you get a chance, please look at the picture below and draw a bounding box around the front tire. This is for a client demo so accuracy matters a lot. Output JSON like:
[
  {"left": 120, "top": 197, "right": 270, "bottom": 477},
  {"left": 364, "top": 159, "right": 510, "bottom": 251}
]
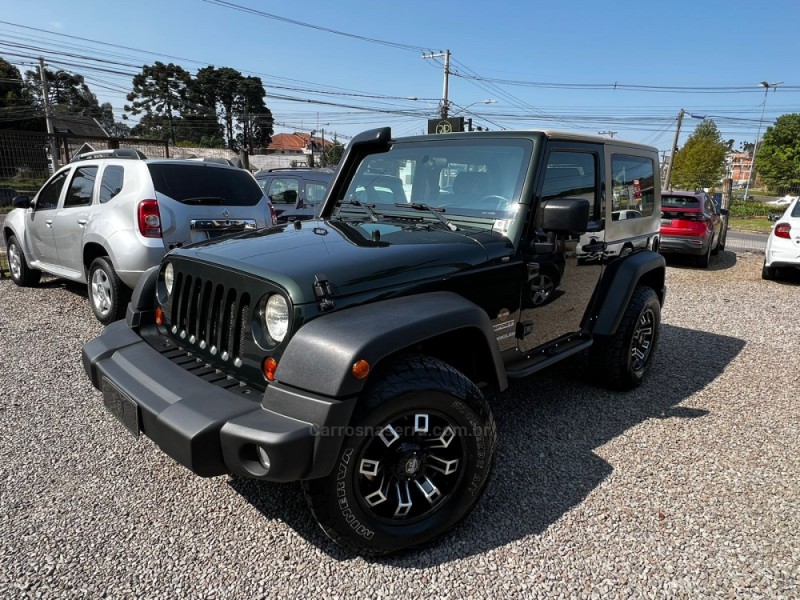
[
  {"left": 88, "top": 257, "right": 129, "bottom": 325},
  {"left": 6, "top": 235, "right": 41, "bottom": 287},
  {"left": 592, "top": 286, "right": 661, "bottom": 390},
  {"left": 302, "top": 355, "right": 496, "bottom": 555}
]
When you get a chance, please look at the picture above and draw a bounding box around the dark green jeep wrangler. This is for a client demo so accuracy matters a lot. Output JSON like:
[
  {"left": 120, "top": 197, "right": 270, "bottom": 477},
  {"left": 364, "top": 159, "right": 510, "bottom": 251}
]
[{"left": 83, "top": 127, "right": 665, "bottom": 555}]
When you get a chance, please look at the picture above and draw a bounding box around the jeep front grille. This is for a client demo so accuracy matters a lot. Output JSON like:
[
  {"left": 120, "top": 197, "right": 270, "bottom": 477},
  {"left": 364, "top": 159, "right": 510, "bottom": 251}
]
[{"left": 170, "top": 271, "right": 250, "bottom": 364}]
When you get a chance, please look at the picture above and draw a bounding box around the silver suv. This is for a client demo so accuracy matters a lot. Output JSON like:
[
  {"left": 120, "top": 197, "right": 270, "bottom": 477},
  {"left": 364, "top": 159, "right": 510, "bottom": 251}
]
[{"left": 3, "top": 149, "right": 276, "bottom": 324}]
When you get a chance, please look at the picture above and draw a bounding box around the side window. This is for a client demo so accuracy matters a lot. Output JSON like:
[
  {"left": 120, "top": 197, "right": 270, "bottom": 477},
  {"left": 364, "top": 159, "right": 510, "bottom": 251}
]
[
  {"left": 305, "top": 182, "right": 328, "bottom": 206},
  {"left": 64, "top": 166, "right": 98, "bottom": 208},
  {"left": 36, "top": 171, "right": 69, "bottom": 210},
  {"left": 267, "top": 178, "right": 300, "bottom": 204},
  {"left": 611, "top": 154, "right": 655, "bottom": 217},
  {"left": 540, "top": 151, "right": 599, "bottom": 221},
  {"left": 99, "top": 166, "right": 124, "bottom": 204}
]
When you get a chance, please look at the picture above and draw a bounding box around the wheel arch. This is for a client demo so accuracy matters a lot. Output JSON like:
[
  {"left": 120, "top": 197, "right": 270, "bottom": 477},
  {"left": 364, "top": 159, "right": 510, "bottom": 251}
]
[
  {"left": 274, "top": 291, "right": 508, "bottom": 399},
  {"left": 590, "top": 250, "right": 666, "bottom": 336},
  {"left": 83, "top": 241, "right": 110, "bottom": 276}
]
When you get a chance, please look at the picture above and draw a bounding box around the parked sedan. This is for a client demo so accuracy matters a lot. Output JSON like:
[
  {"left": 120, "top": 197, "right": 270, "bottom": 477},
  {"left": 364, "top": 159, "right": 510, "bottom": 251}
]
[
  {"left": 659, "top": 191, "right": 727, "bottom": 268},
  {"left": 762, "top": 197, "right": 800, "bottom": 280}
]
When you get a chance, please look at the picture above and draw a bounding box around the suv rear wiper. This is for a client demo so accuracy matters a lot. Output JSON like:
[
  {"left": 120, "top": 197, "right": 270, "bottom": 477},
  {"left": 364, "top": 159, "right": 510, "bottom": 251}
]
[
  {"left": 398, "top": 202, "right": 458, "bottom": 231},
  {"left": 181, "top": 196, "right": 226, "bottom": 205}
]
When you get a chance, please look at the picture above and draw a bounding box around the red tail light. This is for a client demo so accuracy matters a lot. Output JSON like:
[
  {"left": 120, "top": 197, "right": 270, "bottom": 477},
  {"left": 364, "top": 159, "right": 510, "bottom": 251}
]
[
  {"left": 269, "top": 203, "right": 278, "bottom": 226},
  {"left": 138, "top": 200, "right": 162, "bottom": 238},
  {"left": 774, "top": 223, "right": 791, "bottom": 239}
]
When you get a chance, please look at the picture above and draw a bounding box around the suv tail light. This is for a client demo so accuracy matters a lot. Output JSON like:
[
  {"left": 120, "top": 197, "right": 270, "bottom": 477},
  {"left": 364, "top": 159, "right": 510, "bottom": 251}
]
[
  {"left": 269, "top": 203, "right": 278, "bottom": 226},
  {"left": 774, "top": 223, "right": 791, "bottom": 239},
  {"left": 138, "top": 199, "right": 162, "bottom": 238},
  {"left": 684, "top": 213, "right": 708, "bottom": 221}
]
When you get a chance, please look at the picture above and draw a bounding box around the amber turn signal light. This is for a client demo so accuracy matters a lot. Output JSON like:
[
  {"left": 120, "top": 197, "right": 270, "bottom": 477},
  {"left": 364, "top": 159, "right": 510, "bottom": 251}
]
[
  {"left": 352, "top": 359, "right": 370, "bottom": 380},
  {"left": 155, "top": 306, "right": 163, "bottom": 326},
  {"left": 263, "top": 357, "right": 278, "bottom": 381}
]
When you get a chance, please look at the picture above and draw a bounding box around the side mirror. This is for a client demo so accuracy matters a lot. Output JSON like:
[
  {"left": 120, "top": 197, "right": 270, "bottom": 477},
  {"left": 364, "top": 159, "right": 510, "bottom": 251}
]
[
  {"left": 720, "top": 208, "right": 729, "bottom": 216},
  {"left": 541, "top": 198, "right": 590, "bottom": 235},
  {"left": 11, "top": 195, "right": 30, "bottom": 209}
]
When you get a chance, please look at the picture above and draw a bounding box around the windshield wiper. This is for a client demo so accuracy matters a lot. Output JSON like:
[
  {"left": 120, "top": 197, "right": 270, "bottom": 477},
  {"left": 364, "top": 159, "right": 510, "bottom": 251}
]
[
  {"left": 336, "top": 199, "right": 379, "bottom": 221},
  {"left": 181, "top": 196, "right": 225, "bottom": 205},
  {"left": 398, "top": 202, "right": 458, "bottom": 231}
]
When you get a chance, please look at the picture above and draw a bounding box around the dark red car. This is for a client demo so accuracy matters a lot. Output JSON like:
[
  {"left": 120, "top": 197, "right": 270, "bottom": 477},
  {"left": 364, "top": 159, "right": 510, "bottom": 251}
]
[{"left": 659, "top": 190, "right": 728, "bottom": 267}]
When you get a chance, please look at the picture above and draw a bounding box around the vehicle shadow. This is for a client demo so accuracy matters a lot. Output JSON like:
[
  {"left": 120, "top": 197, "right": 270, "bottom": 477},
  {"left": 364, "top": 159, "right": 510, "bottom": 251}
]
[
  {"left": 229, "top": 324, "right": 746, "bottom": 564},
  {"left": 663, "top": 249, "right": 737, "bottom": 271}
]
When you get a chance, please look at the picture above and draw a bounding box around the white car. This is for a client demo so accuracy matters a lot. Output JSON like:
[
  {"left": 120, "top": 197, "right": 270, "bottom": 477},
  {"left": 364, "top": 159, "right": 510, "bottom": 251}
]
[
  {"left": 765, "top": 195, "right": 798, "bottom": 207},
  {"left": 762, "top": 197, "right": 800, "bottom": 280}
]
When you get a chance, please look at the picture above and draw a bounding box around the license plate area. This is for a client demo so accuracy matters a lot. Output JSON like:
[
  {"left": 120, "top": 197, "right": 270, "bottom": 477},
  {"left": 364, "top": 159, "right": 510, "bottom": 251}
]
[
  {"left": 661, "top": 219, "right": 673, "bottom": 226},
  {"left": 101, "top": 377, "right": 140, "bottom": 437}
]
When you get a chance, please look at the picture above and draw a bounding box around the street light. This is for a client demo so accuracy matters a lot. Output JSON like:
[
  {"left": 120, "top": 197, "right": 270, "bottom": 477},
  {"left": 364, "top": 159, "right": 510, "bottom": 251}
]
[
  {"left": 743, "top": 80, "right": 782, "bottom": 201},
  {"left": 453, "top": 99, "right": 496, "bottom": 115}
]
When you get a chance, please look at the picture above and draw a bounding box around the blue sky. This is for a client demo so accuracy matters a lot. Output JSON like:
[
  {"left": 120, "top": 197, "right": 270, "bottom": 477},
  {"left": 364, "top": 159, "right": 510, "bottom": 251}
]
[{"left": 2, "top": 0, "right": 798, "bottom": 154}]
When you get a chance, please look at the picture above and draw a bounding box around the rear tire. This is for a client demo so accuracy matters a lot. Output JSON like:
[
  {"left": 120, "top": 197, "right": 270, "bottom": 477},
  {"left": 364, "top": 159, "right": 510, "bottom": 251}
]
[
  {"left": 592, "top": 286, "right": 661, "bottom": 390},
  {"left": 6, "top": 235, "right": 41, "bottom": 287},
  {"left": 302, "top": 355, "right": 496, "bottom": 555},
  {"left": 762, "top": 261, "right": 777, "bottom": 280},
  {"left": 695, "top": 241, "right": 712, "bottom": 268},
  {"left": 88, "top": 257, "right": 129, "bottom": 325}
]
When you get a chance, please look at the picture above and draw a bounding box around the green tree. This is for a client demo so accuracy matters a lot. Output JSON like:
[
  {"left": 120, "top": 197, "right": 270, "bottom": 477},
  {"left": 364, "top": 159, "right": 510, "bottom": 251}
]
[
  {"left": 97, "top": 102, "right": 131, "bottom": 138},
  {"left": 671, "top": 119, "right": 726, "bottom": 189},
  {"left": 193, "top": 67, "right": 272, "bottom": 150},
  {"left": 324, "top": 136, "right": 345, "bottom": 166},
  {"left": 24, "top": 67, "right": 101, "bottom": 118},
  {"left": 754, "top": 114, "right": 800, "bottom": 191},
  {"left": 125, "top": 62, "right": 193, "bottom": 144},
  {"left": 0, "top": 57, "right": 36, "bottom": 129}
]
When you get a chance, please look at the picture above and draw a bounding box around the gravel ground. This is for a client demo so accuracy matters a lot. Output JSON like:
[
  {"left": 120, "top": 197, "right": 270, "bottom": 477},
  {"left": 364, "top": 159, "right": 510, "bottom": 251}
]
[{"left": 0, "top": 250, "right": 798, "bottom": 599}]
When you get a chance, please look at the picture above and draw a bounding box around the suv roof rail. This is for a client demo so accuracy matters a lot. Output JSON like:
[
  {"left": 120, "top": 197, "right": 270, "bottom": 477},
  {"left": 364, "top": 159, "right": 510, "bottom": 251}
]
[
  {"left": 261, "top": 167, "right": 336, "bottom": 173},
  {"left": 71, "top": 148, "right": 147, "bottom": 162}
]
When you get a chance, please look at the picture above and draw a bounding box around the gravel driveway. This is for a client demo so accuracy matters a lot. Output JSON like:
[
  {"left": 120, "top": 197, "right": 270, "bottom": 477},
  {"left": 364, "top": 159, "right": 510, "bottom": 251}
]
[{"left": 1, "top": 251, "right": 798, "bottom": 598}]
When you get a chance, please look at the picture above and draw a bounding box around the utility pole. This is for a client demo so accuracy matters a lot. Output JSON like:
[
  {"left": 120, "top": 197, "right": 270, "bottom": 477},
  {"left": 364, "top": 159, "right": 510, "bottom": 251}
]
[
  {"left": 743, "top": 80, "right": 782, "bottom": 201},
  {"left": 39, "top": 57, "right": 59, "bottom": 172},
  {"left": 664, "top": 108, "right": 685, "bottom": 191},
  {"left": 421, "top": 50, "right": 451, "bottom": 118}
]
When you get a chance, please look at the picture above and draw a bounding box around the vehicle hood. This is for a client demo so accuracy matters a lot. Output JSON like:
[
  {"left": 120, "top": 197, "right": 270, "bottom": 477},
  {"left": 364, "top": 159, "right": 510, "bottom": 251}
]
[{"left": 174, "top": 218, "right": 509, "bottom": 304}]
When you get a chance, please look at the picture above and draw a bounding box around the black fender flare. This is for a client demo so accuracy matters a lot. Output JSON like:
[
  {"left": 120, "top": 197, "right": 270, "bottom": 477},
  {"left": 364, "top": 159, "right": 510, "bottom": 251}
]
[
  {"left": 125, "top": 265, "right": 159, "bottom": 328},
  {"left": 274, "top": 291, "right": 508, "bottom": 398},
  {"left": 590, "top": 251, "right": 666, "bottom": 336}
]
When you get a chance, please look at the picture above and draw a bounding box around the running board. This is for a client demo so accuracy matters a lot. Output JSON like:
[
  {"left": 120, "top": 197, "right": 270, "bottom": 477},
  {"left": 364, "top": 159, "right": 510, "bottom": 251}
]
[{"left": 505, "top": 337, "right": 593, "bottom": 379}]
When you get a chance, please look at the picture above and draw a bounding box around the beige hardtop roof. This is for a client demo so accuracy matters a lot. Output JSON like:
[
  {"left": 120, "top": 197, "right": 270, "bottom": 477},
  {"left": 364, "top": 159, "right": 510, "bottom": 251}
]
[{"left": 540, "top": 130, "right": 657, "bottom": 152}]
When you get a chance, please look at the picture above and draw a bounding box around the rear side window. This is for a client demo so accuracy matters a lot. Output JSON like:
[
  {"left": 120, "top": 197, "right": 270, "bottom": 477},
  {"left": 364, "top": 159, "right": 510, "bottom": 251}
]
[
  {"left": 792, "top": 201, "right": 800, "bottom": 218},
  {"left": 611, "top": 154, "right": 656, "bottom": 217},
  {"left": 306, "top": 181, "right": 328, "bottom": 206},
  {"left": 147, "top": 164, "right": 263, "bottom": 206},
  {"left": 267, "top": 177, "right": 300, "bottom": 204},
  {"left": 99, "top": 166, "right": 125, "bottom": 204}
]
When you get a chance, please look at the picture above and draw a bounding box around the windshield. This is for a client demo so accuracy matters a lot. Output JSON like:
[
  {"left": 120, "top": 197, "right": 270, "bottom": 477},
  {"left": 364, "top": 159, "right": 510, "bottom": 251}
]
[{"left": 334, "top": 137, "right": 534, "bottom": 241}]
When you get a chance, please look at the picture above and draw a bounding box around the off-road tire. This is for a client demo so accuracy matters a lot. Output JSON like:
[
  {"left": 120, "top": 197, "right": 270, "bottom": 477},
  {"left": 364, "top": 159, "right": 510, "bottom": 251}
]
[
  {"left": 592, "top": 286, "right": 660, "bottom": 390},
  {"left": 302, "top": 355, "right": 497, "bottom": 556},
  {"left": 88, "top": 257, "right": 129, "bottom": 325},
  {"left": 6, "top": 235, "right": 41, "bottom": 287}
]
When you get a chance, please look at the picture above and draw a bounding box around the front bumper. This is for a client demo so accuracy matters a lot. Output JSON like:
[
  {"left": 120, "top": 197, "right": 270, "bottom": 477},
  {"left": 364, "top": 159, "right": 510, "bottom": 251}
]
[
  {"left": 659, "top": 235, "right": 709, "bottom": 256},
  {"left": 82, "top": 321, "right": 355, "bottom": 482}
]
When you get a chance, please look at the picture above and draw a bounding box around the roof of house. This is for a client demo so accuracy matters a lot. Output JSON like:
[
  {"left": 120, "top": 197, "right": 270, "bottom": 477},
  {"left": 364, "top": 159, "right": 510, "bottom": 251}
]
[
  {"left": 268, "top": 132, "right": 333, "bottom": 152},
  {"left": 51, "top": 114, "right": 109, "bottom": 138}
]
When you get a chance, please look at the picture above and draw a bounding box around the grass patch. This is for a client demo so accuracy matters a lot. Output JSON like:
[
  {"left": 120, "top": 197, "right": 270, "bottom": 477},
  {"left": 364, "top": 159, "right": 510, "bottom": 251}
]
[{"left": 728, "top": 217, "right": 775, "bottom": 234}]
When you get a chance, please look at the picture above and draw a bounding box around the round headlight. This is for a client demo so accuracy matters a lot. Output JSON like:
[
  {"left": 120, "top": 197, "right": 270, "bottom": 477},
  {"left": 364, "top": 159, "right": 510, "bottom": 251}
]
[
  {"left": 263, "top": 294, "right": 289, "bottom": 342},
  {"left": 164, "top": 262, "right": 174, "bottom": 295}
]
